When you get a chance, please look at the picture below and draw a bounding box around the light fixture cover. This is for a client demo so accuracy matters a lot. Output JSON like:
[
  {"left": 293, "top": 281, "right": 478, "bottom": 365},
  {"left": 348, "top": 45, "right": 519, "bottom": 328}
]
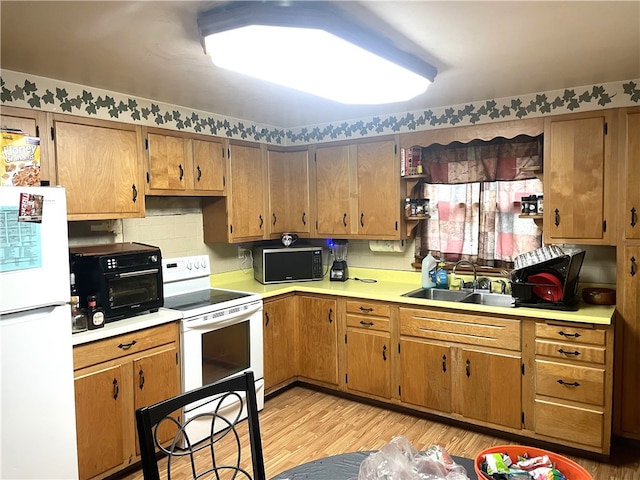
[{"left": 198, "top": 2, "right": 436, "bottom": 105}]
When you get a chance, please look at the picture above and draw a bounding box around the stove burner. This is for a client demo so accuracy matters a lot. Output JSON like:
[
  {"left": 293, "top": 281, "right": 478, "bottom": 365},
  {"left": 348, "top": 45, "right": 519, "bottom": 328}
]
[{"left": 163, "top": 289, "right": 252, "bottom": 311}]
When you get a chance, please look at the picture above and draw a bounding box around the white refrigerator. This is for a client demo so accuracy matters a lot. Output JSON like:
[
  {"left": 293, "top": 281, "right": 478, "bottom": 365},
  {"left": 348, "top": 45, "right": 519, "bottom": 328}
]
[{"left": 0, "top": 186, "right": 79, "bottom": 479}]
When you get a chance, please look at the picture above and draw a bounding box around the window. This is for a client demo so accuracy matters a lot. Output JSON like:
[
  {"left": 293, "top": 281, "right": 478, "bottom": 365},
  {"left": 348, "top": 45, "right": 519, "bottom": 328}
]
[{"left": 410, "top": 134, "right": 543, "bottom": 269}]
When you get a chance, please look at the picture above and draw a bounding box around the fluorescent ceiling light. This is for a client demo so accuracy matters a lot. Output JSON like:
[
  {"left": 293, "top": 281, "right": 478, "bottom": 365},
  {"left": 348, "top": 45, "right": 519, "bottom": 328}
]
[{"left": 198, "top": 2, "right": 437, "bottom": 105}]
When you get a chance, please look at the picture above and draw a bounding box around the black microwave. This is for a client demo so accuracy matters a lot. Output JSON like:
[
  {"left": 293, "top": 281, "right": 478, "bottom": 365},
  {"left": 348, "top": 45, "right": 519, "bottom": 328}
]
[
  {"left": 253, "top": 246, "right": 324, "bottom": 284},
  {"left": 69, "top": 242, "right": 163, "bottom": 321}
]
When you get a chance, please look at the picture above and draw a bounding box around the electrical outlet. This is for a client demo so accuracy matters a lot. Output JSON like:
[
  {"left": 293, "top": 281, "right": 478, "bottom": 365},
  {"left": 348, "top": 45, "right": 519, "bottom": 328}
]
[{"left": 237, "top": 247, "right": 246, "bottom": 259}]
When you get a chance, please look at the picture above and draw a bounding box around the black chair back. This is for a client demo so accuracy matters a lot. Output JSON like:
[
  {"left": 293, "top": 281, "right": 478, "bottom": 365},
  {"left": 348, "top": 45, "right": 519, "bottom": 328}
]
[{"left": 135, "top": 371, "right": 266, "bottom": 480}]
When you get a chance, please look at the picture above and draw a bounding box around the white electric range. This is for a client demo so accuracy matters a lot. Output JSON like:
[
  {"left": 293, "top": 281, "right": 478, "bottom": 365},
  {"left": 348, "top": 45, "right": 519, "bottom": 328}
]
[{"left": 162, "top": 255, "right": 264, "bottom": 444}]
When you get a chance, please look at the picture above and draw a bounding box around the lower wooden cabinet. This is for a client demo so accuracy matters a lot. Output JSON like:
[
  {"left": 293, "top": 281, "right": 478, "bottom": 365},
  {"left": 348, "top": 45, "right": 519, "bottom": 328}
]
[
  {"left": 297, "top": 294, "right": 338, "bottom": 386},
  {"left": 398, "top": 307, "right": 522, "bottom": 431},
  {"left": 344, "top": 300, "right": 391, "bottom": 399},
  {"left": 73, "top": 323, "right": 180, "bottom": 480},
  {"left": 263, "top": 295, "right": 297, "bottom": 392}
]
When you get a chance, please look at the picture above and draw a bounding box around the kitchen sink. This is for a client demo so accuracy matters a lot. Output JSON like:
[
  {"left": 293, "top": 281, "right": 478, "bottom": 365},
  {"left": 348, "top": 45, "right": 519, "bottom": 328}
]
[{"left": 402, "top": 288, "right": 514, "bottom": 308}]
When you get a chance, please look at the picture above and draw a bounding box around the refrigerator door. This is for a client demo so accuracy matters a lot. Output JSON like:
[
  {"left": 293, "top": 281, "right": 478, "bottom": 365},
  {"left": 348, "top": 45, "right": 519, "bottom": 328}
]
[
  {"left": 0, "top": 304, "right": 79, "bottom": 479},
  {"left": 0, "top": 186, "right": 70, "bottom": 314}
]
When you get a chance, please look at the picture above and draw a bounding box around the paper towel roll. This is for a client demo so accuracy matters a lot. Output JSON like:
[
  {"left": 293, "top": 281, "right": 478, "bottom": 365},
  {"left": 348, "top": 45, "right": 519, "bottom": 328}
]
[{"left": 369, "top": 240, "right": 406, "bottom": 253}]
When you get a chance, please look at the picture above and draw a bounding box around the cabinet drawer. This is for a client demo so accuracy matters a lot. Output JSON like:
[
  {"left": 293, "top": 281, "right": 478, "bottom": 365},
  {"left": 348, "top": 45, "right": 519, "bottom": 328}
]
[
  {"left": 536, "top": 323, "right": 605, "bottom": 346},
  {"left": 535, "top": 339, "right": 605, "bottom": 364},
  {"left": 73, "top": 323, "right": 178, "bottom": 370},
  {"left": 346, "top": 300, "right": 390, "bottom": 317},
  {"left": 399, "top": 308, "right": 520, "bottom": 350},
  {"left": 535, "top": 359, "right": 605, "bottom": 405},
  {"left": 534, "top": 399, "right": 603, "bottom": 448},
  {"left": 346, "top": 314, "right": 390, "bottom": 332}
]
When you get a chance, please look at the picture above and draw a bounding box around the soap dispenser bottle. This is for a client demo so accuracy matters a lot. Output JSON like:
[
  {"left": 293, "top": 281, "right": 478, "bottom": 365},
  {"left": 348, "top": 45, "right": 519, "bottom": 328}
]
[{"left": 435, "top": 262, "right": 449, "bottom": 289}]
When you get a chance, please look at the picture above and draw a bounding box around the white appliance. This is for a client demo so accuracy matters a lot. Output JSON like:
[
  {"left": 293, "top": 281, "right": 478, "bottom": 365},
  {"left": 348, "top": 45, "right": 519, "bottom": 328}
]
[
  {"left": 162, "top": 255, "right": 264, "bottom": 444},
  {"left": 0, "top": 186, "right": 79, "bottom": 479}
]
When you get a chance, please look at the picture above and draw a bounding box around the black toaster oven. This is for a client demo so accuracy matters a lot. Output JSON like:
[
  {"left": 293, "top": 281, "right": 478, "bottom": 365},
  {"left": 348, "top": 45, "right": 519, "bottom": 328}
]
[{"left": 69, "top": 242, "right": 163, "bottom": 321}]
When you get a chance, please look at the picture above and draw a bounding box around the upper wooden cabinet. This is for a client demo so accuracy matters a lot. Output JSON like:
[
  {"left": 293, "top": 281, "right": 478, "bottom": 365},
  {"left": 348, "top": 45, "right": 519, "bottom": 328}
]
[
  {"left": 621, "top": 108, "right": 640, "bottom": 239},
  {"left": 267, "top": 149, "right": 311, "bottom": 237},
  {"left": 543, "top": 110, "right": 617, "bottom": 245},
  {"left": 145, "top": 128, "right": 226, "bottom": 196},
  {"left": 52, "top": 115, "right": 145, "bottom": 220},
  {"left": 0, "top": 106, "right": 53, "bottom": 184},
  {"left": 203, "top": 142, "right": 267, "bottom": 243},
  {"left": 314, "top": 138, "right": 400, "bottom": 239}
]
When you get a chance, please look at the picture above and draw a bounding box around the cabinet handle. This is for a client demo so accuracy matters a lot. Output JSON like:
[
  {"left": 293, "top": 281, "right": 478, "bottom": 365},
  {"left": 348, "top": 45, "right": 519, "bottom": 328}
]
[
  {"left": 302, "top": 212, "right": 306, "bottom": 226},
  {"left": 442, "top": 354, "right": 447, "bottom": 373},
  {"left": 558, "top": 349, "right": 581, "bottom": 356},
  {"left": 382, "top": 345, "right": 387, "bottom": 361},
  {"left": 272, "top": 213, "right": 277, "bottom": 226},
  {"left": 558, "top": 331, "right": 581, "bottom": 339},
  {"left": 359, "top": 320, "right": 374, "bottom": 326},
  {"left": 631, "top": 256, "right": 637, "bottom": 277},
  {"left": 343, "top": 213, "right": 347, "bottom": 227},
  {"left": 197, "top": 165, "right": 202, "bottom": 182},
  {"left": 265, "top": 312, "right": 270, "bottom": 327},
  {"left": 139, "top": 369, "right": 145, "bottom": 390},
  {"left": 359, "top": 306, "right": 374, "bottom": 313},
  {"left": 112, "top": 378, "right": 119, "bottom": 400},
  {"left": 259, "top": 215, "right": 264, "bottom": 229},
  {"left": 465, "top": 359, "right": 471, "bottom": 377},
  {"left": 131, "top": 184, "right": 138, "bottom": 203},
  {"left": 328, "top": 308, "right": 333, "bottom": 323},
  {"left": 557, "top": 379, "right": 580, "bottom": 387},
  {"left": 631, "top": 207, "right": 637, "bottom": 228},
  {"left": 554, "top": 208, "right": 560, "bottom": 227},
  {"left": 178, "top": 164, "right": 184, "bottom": 181},
  {"left": 360, "top": 213, "right": 365, "bottom": 227},
  {"left": 117, "top": 340, "right": 137, "bottom": 349}
]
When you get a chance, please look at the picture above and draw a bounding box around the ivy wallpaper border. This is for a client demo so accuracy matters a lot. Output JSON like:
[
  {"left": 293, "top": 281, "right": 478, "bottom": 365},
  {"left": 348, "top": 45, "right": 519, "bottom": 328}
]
[{"left": 2, "top": 70, "right": 639, "bottom": 146}]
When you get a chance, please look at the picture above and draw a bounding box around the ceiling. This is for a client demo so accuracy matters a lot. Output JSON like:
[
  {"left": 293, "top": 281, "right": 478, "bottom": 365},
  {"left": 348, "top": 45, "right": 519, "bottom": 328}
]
[{"left": 1, "top": 1, "right": 639, "bottom": 128}]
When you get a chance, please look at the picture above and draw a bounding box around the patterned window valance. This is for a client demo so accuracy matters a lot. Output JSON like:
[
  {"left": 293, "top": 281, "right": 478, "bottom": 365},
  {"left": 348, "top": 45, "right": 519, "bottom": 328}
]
[{"left": 418, "top": 134, "right": 543, "bottom": 184}]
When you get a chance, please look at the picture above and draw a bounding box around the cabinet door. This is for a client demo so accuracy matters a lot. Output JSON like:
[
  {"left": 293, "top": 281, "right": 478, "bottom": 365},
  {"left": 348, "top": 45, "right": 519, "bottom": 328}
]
[
  {"left": 315, "top": 145, "right": 353, "bottom": 236},
  {"left": 357, "top": 140, "right": 400, "bottom": 238},
  {"left": 399, "top": 338, "right": 451, "bottom": 412},
  {"left": 619, "top": 245, "right": 640, "bottom": 438},
  {"left": 133, "top": 346, "right": 181, "bottom": 455},
  {"left": 263, "top": 297, "right": 297, "bottom": 390},
  {"left": 228, "top": 143, "right": 265, "bottom": 241},
  {"left": 346, "top": 329, "right": 391, "bottom": 398},
  {"left": 147, "top": 133, "right": 187, "bottom": 191},
  {"left": 297, "top": 295, "right": 338, "bottom": 385},
  {"left": 0, "top": 106, "right": 52, "bottom": 183},
  {"left": 458, "top": 348, "right": 522, "bottom": 429},
  {"left": 54, "top": 118, "right": 144, "bottom": 219},
  {"left": 193, "top": 138, "right": 226, "bottom": 193},
  {"left": 624, "top": 111, "right": 640, "bottom": 239},
  {"left": 544, "top": 114, "right": 608, "bottom": 242},
  {"left": 268, "top": 150, "right": 310, "bottom": 235},
  {"left": 74, "top": 365, "right": 126, "bottom": 480}
]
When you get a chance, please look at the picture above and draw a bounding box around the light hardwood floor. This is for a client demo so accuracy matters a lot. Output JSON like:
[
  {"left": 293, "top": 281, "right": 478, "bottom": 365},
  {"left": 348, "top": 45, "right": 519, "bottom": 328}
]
[{"left": 117, "top": 385, "right": 640, "bottom": 480}]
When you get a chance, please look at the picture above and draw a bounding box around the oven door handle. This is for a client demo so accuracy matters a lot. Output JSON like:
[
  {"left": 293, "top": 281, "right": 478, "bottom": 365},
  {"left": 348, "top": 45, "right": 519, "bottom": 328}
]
[
  {"left": 116, "top": 268, "right": 160, "bottom": 278},
  {"left": 183, "top": 303, "right": 263, "bottom": 329}
]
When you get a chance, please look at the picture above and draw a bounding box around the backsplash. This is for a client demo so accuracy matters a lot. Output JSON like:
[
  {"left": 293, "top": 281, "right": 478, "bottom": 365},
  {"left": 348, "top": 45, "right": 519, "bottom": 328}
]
[{"left": 68, "top": 205, "right": 617, "bottom": 285}]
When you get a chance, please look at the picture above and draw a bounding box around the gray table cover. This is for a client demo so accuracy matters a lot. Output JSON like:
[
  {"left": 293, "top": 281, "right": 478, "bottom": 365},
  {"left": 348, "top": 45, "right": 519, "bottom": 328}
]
[{"left": 270, "top": 451, "right": 476, "bottom": 480}]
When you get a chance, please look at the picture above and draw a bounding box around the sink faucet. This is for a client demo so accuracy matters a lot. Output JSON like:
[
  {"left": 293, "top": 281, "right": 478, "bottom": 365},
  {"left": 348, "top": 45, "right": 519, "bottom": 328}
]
[{"left": 452, "top": 260, "right": 477, "bottom": 290}]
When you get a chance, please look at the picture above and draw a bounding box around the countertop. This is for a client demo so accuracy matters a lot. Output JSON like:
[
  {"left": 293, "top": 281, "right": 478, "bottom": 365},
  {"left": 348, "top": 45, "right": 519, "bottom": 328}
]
[
  {"left": 210, "top": 267, "right": 616, "bottom": 325},
  {"left": 71, "top": 308, "right": 182, "bottom": 346}
]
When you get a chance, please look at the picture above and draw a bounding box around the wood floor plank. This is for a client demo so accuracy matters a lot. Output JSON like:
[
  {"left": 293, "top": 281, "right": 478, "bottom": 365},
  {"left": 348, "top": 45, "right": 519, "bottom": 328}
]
[{"left": 115, "top": 386, "right": 640, "bottom": 480}]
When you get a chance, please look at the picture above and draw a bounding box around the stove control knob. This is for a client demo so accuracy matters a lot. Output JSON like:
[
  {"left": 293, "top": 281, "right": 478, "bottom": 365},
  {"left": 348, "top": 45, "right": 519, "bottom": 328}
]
[
  {"left": 200, "top": 259, "right": 207, "bottom": 269},
  {"left": 186, "top": 261, "right": 192, "bottom": 270}
]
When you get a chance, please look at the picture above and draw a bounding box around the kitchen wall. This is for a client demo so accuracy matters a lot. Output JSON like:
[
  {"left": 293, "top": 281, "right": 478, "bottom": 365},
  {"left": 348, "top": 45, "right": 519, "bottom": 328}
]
[{"left": 68, "top": 202, "right": 617, "bottom": 285}]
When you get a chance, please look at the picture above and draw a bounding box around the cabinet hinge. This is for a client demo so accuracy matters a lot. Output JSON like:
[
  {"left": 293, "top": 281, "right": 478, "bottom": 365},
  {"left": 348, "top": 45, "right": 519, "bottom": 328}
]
[
  {"left": 603, "top": 220, "right": 607, "bottom": 233},
  {"left": 145, "top": 138, "right": 149, "bottom": 150},
  {"left": 50, "top": 126, "right": 55, "bottom": 141},
  {"left": 521, "top": 363, "right": 525, "bottom": 375},
  {"left": 604, "top": 122, "right": 608, "bottom": 135}
]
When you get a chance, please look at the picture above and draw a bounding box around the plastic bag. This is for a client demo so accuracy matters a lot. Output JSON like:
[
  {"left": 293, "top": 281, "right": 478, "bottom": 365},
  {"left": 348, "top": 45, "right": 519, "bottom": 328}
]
[{"left": 357, "top": 436, "right": 470, "bottom": 480}]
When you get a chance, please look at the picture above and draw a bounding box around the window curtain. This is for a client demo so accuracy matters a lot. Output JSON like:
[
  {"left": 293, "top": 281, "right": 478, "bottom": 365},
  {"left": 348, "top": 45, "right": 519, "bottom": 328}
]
[{"left": 415, "top": 135, "right": 543, "bottom": 268}]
